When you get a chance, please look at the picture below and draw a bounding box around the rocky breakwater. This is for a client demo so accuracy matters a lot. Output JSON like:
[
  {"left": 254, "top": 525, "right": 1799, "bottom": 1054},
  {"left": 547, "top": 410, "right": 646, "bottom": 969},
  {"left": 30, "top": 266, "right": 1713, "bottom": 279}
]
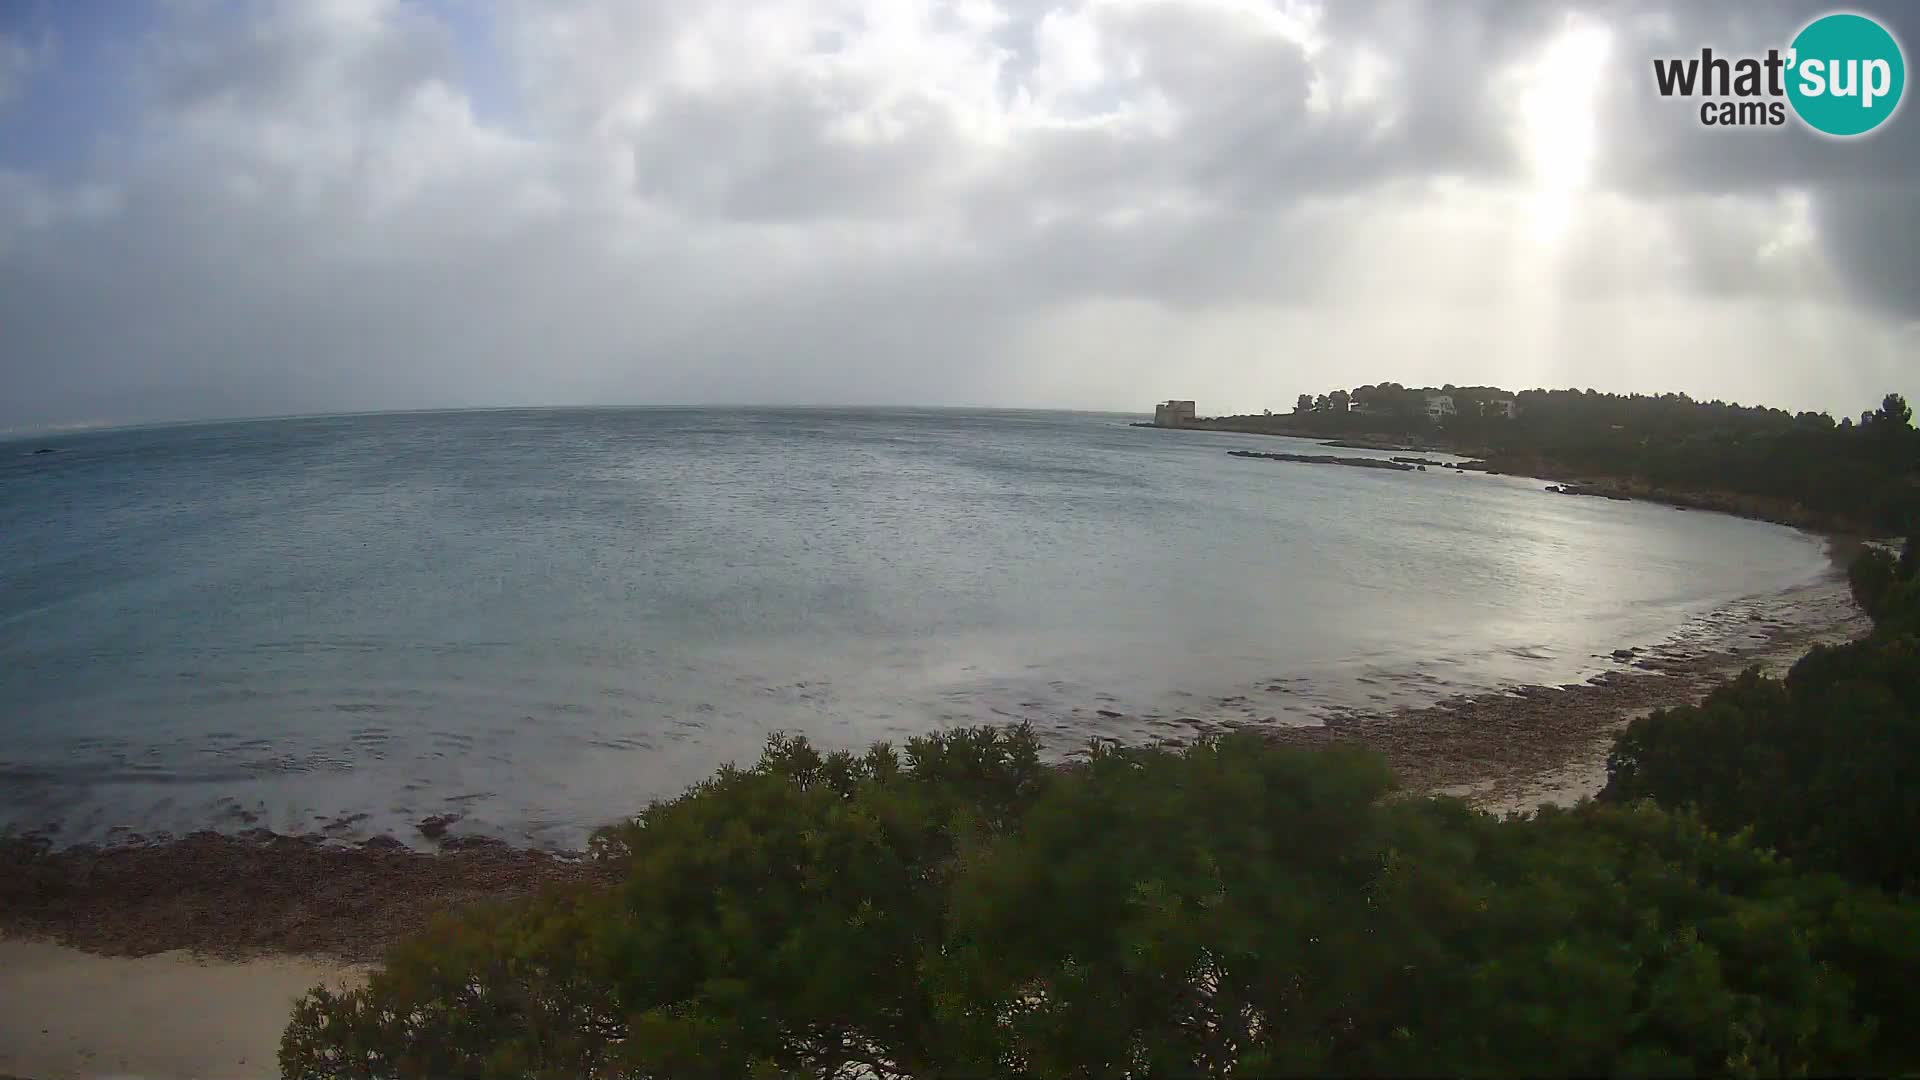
[
  {"left": 1228, "top": 450, "right": 1416, "bottom": 471},
  {"left": 1321, "top": 439, "right": 1426, "bottom": 452}
]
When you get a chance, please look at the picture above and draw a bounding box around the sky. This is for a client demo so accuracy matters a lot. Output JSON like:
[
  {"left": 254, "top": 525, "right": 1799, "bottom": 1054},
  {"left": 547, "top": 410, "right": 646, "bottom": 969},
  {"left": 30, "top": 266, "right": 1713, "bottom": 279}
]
[{"left": 0, "top": 0, "right": 1915, "bottom": 430}]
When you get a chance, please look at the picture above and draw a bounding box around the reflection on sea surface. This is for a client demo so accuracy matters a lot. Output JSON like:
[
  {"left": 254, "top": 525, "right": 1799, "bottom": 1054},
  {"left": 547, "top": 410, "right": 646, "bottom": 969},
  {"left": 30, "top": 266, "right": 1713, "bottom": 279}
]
[{"left": 0, "top": 408, "right": 1831, "bottom": 846}]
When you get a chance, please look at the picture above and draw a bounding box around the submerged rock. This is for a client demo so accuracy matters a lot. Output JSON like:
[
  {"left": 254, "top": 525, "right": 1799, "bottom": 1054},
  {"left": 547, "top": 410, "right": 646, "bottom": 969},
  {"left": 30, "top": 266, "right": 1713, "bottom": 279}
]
[{"left": 417, "top": 814, "right": 461, "bottom": 842}]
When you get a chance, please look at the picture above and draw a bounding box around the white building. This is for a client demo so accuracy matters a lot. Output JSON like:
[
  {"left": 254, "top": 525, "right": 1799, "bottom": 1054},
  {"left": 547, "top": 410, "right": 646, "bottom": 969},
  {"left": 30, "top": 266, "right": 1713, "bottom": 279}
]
[
  {"left": 1424, "top": 393, "right": 1456, "bottom": 420},
  {"left": 1154, "top": 400, "right": 1197, "bottom": 427},
  {"left": 1483, "top": 397, "right": 1518, "bottom": 419}
]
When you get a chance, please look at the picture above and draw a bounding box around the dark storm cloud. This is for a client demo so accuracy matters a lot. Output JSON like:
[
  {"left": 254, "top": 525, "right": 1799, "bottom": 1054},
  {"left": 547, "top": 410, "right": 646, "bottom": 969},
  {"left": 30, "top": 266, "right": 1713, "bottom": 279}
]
[
  {"left": 0, "top": 0, "right": 1913, "bottom": 431},
  {"left": 1589, "top": 0, "right": 1920, "bottom": 317}
]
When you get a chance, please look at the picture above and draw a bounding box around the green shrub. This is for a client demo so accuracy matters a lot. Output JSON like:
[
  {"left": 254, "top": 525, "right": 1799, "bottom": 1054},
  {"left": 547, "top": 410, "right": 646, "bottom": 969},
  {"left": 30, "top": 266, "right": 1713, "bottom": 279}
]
[
  {"left": 280, "top": 889, "right": 623, "bottom": 1079},
  {"left": 1604, "top": 594, "right": 1920, "bottom": 896},
  {"left": 283, "top": 725, "right": 1046, "bottom": 1079},
  {"left": 941, "top": 739, "right": 1915, "bottom": 1076},
  {"left": 1850, "top": 536, "right": 1920, "bottom": 637},
  {"left": 285, "top": 730, "right": 1920, "bottom": 1077}
]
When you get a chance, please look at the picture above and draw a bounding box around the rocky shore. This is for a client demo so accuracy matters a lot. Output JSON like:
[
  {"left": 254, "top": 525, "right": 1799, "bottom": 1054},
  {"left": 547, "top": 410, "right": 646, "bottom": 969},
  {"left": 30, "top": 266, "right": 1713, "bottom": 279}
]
[
  {"left": 1263, "top": 567, "right": 1866, "bottom": 812},
  {"left": 1543, "top": 482, "right": 1630, "bottom": 501},
  {"left": 0, "top": 829, "right": 611, "bottom": 962},
  {"left": 0, "top": 550, "right": 1869, "bottom": 965},
  {"left": 1133, "top": 420, "right": 1885, "bottom": 536},
  {"left": 1447, "top": 455, "right": 1883, "bottom": 534}
]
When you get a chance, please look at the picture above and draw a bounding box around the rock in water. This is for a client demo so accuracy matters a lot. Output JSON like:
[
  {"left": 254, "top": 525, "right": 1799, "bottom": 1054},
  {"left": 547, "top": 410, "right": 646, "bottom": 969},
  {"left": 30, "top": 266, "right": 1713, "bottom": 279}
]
[{"left": 1227, "top": 450, "right": 1416, "bottom": 472}]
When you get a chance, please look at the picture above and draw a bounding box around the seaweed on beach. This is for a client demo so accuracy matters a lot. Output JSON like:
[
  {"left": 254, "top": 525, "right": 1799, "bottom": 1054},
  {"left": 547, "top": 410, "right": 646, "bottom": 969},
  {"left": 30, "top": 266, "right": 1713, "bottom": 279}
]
[{"left": 0, "top": 829, "right": 610, "bottom": 962}]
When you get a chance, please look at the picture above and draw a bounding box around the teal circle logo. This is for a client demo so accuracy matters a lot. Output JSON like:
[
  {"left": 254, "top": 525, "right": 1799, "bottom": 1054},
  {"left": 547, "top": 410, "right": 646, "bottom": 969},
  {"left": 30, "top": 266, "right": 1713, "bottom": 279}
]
[{"left": 1787, "top": 13, "right": 1905, "bottom": 136}]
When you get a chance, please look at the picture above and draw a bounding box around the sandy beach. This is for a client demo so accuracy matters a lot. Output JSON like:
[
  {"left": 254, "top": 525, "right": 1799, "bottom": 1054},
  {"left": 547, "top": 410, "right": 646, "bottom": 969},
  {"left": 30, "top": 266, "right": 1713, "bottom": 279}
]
[
  {"left": 0, "top": 833, "right": 610, "bottom": 1077},
  {"left": 0, "top": 941, "right": 365, "bottom": 1080},
  {"left": 0, "top": 547, "right": 1870, "bottom": 1079}
]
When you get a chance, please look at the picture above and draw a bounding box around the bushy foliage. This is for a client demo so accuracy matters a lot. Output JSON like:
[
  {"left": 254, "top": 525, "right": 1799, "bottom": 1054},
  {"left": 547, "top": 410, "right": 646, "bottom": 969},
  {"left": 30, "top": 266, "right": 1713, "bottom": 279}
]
[
  {"left": 1606, "top": 539, "right": 1920, "bottom": 895},
  {"left": 285, "top": 729, "right": 1920, "bottom": 1077},
  {"left": 1849, "top": 536, "right": 1920, "bottom": 637},
  {"left": 945, "top": 741, "right": 1915, "bottom": 1077},
  {"left": 281, "top": 889, "right": 622, "bottom": 1079},
  {"left": 284, "top": 726, "right": 1046, "bottom": 1079}
]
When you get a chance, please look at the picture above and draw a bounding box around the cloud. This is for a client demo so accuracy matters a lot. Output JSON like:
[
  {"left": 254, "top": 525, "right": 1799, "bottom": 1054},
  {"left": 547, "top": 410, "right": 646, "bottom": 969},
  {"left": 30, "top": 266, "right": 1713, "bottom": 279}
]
[
  {"left": 0, "top": 0, "right": 1913, "bottom": 429},
  {"left": 0, "top": 30, "right": 49, "bottom": 111}
]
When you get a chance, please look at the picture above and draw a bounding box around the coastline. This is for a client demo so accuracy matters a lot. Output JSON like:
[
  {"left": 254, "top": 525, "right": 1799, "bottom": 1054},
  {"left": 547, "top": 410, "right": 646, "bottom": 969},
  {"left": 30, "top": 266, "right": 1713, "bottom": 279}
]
[
  {"left": 1165, "top": 418, "right": 1892, "bottom": 536},
  {"left": 1, "top": 829, "right": 610, "bottom": 964},
  {"left": 1463, "top": 459, "right": 1885, "bottom": 535},
  {"left": 0, "top": 539, "right": 1870, "bottom": 1079},
  {"left": 1268, "top": 565, "right": 1866, "bottom": 814},
  {"left": 1, "top": 543, "right": 1868, "bottom": 961}
]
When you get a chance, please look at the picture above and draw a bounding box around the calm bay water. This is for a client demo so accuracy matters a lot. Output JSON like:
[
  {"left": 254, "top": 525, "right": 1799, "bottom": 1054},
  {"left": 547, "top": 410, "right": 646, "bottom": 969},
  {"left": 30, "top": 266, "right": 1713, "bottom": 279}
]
[{"left": 1, "top": 408, "right": 1831, "bottom": 846}]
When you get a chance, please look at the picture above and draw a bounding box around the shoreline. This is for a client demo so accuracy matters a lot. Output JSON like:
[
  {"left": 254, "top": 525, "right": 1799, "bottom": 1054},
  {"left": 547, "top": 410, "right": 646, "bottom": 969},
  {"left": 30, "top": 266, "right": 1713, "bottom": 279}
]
[
  {"left": 1, "top": 830, "right": 612, "bottom": 964},
  {"left": 1, "top": 547, "right": 1868, "bottom": 966},
  {"left": 0, "top": 548, "right": 1869, "bottom": 1079},
  {"left": 1151, "top": 420, "right": 1892, "bottom": 536},
  {"left": 1266, "top": 569, "right": 1865, "bottom": 814},
  {"left": 1463, "top": 459, "right": 1885, "bottom": 535}
]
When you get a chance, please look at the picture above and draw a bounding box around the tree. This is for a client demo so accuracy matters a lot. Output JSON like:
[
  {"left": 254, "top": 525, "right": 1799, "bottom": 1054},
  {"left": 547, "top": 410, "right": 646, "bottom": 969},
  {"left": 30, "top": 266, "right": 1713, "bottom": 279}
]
[
  {"left": 1447, "top": 389, "right": 1920, "bottom": 533},
  {"left": 285, "top": 727, "right": 1048, "bottom": 1079},
  {"left": 1294, "top": 394, "right": 1313, "bottom": 414},
  {"left": 1313, "top": 393, "right": 1330, "bottom": 412},
  {"left": 1873, "top": 393, "right": 1913, "bottom": 431},
  {"left": 1328, "top": 389, "right": 1350, "bottom": 414},
  {"left": 285, "top": 730, "right": 1920, "bottom": 1077}
]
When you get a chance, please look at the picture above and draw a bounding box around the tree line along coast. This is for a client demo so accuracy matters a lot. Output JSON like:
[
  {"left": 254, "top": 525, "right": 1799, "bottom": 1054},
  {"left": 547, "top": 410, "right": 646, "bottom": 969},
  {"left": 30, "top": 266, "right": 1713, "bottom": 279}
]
[{"left": 1154, "top": 386, "right": 1919, "bottom": 536}]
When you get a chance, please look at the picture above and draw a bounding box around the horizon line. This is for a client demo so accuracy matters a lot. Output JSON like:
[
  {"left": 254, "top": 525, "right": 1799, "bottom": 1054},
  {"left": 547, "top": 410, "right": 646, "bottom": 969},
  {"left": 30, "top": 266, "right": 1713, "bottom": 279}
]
[{"left": 0, "top": 402, "right": 1160, "bottom": 443}]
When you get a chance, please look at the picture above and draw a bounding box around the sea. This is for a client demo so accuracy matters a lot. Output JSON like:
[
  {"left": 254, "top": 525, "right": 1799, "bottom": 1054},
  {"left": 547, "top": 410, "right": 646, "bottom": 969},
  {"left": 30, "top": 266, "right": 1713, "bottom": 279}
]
[{"left": 0, "top": 408, "right": 1835, "bottom": 848}]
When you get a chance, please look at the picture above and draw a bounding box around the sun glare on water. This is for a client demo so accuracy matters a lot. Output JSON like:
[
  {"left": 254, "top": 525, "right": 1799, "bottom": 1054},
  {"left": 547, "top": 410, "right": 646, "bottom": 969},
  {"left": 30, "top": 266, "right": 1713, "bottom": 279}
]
[{"left": 1518, "top": 20, "right": 1613, "bottom": 242}]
